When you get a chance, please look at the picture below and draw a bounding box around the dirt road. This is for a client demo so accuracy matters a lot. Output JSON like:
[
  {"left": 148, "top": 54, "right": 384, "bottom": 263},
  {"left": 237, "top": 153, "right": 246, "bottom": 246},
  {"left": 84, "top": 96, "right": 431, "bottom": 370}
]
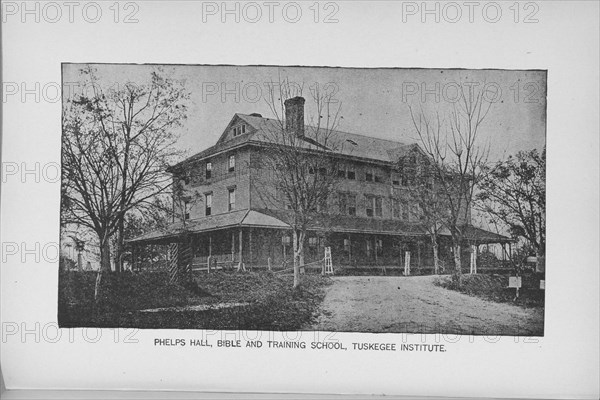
[{"left": 310, "top": 276, "right": 544, "bottom": 335}]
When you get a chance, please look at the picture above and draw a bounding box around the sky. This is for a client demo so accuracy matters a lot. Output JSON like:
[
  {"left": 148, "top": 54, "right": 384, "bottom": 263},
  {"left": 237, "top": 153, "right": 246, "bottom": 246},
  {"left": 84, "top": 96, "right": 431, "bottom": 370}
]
[{"left": 63, "top": 64, "right": 546, "bottom": 163}]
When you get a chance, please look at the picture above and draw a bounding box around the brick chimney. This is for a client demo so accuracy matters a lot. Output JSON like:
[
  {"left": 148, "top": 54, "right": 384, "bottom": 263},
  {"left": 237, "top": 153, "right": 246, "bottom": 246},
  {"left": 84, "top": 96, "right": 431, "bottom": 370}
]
[{"left": 284, "top": 96, "right": 305, "bottom": 137}]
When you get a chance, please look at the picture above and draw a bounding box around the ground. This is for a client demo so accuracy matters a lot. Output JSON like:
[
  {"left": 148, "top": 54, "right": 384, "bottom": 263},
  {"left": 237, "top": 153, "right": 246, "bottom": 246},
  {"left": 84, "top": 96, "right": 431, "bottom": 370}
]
[{"left": 309, "top": 275, "right": 544, "bottom": 336}]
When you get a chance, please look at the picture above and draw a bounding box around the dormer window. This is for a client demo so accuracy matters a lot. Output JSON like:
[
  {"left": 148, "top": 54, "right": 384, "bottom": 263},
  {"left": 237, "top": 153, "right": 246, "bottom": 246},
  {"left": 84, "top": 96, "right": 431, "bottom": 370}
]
[
  {"left": 232, "top": 124, "right": 247, "bottom": 137},
  {"left": 205, "top": 161, "right": 212, "bottom": 179}
]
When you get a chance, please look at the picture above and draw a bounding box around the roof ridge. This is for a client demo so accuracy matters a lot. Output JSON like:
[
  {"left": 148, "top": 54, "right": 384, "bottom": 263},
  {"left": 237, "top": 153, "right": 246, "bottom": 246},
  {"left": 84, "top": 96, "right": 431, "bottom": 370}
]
[{"left": 237, "top": 113, "right": 409, "bottom": 146}]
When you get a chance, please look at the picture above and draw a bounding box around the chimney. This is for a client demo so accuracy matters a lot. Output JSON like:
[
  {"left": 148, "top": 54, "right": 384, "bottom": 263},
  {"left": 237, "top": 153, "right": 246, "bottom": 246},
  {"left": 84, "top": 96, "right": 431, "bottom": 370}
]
[{"left": 284, "top": 96, "right": 305, "bottom": 137}]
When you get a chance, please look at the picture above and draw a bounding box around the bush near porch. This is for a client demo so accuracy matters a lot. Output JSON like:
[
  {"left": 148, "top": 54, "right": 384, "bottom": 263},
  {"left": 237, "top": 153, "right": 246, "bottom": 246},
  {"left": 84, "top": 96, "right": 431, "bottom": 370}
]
[
  {"left": 435, "top": 273, "right": 545, "bottom": 308},
  {"left": 58, "top": 270, "right": 332, "bottom": 330}
]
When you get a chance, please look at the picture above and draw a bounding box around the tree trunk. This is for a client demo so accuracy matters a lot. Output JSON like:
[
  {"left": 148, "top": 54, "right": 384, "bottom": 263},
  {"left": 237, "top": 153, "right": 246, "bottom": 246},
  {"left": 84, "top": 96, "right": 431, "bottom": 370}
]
[
  {"left": 99, "top": 235, "right": 112, "bottom": 272},
  {"left": 452, "top": 242, "right": 462, "bottom": 286},
  {"left": 432, "top": 237, "right": 439, "bottom": 275},
  {"left": 115, "top": 230, "right": 124, "bottom": 273},
  {"left": 298, "top": 232, "right": 305, "bottom": 270},
  {"left": 292, "top": 230, "right": 300, "bottom": 289}
]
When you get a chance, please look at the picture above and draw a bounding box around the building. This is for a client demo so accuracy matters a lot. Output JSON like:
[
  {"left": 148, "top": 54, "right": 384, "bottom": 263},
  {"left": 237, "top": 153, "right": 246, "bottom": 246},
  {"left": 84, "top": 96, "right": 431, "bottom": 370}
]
[{"left": 128, "top": 97, "right": 510, "bottom": 272}]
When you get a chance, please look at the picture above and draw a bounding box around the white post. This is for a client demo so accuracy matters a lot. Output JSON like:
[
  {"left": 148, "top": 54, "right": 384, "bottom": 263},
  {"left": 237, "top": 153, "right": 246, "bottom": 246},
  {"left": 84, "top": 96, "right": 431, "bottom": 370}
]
[
  {"left": 470, "top": 245, "right": 477, "bottom": 274},
  {"left": 404, "top": 251, "right": 411, "bottom": 276}
]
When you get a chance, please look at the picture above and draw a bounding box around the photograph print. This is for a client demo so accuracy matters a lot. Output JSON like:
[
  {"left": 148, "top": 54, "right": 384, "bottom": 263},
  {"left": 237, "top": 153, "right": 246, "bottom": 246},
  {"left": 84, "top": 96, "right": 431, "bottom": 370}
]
[{"left": 58, "top": 64, "right": 546, "bottom": 336}]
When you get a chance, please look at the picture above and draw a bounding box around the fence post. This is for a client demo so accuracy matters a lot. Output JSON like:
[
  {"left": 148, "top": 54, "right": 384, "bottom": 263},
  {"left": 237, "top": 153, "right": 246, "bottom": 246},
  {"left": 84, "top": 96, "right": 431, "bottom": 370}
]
[
  {"left": 267, "top": 257, "right": 272, "bottom": 271},
  {"left": 207, "top": 255, "right": 212, "bottom": 274}
]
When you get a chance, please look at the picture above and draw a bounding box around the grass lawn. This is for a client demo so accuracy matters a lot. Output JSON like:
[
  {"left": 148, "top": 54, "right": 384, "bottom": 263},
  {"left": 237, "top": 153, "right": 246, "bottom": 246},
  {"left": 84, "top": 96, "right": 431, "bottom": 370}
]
[
  {"left": 435, "top": 273, "right": 545, "bottom": 308},
  {"left": 58, "top": 270, "right": 332, "bottom": 330}
]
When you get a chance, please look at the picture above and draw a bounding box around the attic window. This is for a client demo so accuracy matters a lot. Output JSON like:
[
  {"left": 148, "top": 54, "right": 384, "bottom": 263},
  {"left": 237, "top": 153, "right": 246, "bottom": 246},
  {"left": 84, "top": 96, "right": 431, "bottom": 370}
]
[{"left": 232, "top": 124, "right": 246, "bottom": 137}]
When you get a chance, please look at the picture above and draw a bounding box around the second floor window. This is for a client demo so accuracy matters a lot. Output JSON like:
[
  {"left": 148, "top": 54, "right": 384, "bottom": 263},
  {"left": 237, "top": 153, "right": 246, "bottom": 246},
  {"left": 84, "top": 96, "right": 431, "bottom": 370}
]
[
  {"left": 365, "top": 196, "right": 374, "bottom": 217},
  {"left": 347, "top": 194, "right": 356, "bottom": 216},
  {"left": 228, "top": 154, "right": 235, "bottom": 172},
  {"left": 347, "top": 167, "right": 356, "bottom": 180},
  {"left": 338, "top": 193, "right": 357, "bottom": 216},
  {"left": 365, "top": 171, "right": 373, "bottom": 182},
  {"left": 402, "top": 202, "right": 409, "bottom": 220},
  {"left": 366, "top": 196, "right": 382, "bottom": 217},
  {"left": 184, "top": 201, "right": 190, "bottom": 220},
  {"left": 375, "top": 197, "right": 382, "bottom": 217},
  {"left": 205, "top": 161, "right": 212, "bottom": 179},
  {"left": 228, "top": 188, "right": 236, "bottom": 211},
  {"left": 205, "top": 193, "right": 212, "bottom": 216},
  {"left": 393, "top": 199, "right": 401, "bottom": 219}
]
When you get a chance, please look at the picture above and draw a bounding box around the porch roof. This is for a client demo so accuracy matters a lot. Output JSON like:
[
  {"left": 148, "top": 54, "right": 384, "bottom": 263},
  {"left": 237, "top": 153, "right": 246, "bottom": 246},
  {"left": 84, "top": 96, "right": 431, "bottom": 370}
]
[
  {"left": 127, "top": 208, "right": 511, "bottom": 245},
  {"left": 438, "top": 225, "right": 512, "bottom": 244},
  {"left": 255, "top": 209, "right": 426, "bottom": 237},
  {"left": 126, "top": 209, "right": 290, "bottom": 244}
]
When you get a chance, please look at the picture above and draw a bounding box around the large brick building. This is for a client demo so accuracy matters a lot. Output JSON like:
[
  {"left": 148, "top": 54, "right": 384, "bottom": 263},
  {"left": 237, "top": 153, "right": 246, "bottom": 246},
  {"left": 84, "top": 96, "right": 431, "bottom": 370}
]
[{"left": 129, "top": 97, "right": 508, "bottom": 271}]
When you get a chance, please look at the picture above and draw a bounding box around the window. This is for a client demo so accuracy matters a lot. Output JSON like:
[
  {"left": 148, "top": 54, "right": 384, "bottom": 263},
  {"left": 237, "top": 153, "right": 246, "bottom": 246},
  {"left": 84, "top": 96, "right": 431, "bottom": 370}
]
[
  {"left": 343, "top": 238, "right": 351, "bottom": 252},
  {"left": 393, "top": 199, "right": 401, "bottom": 219},
  {"left": 205, "top": 193, "right": 212, "bottom": 216},
  {"left": 376, "top": 239, "right": 383, "bottom": 256},
  {"left": 365, "top": 171, "right": 373, "bottom": 182},
  {"left": 228, "top": 154, "right": 235, "bottom": 172},
  {"left": 348, "top": 194, "right": 357, "bottom": 216},
  {"left": 228, "top": 188, "right": 236, "bottom": 211},
  {"left": 392, "top": 179, "right": 400, "bottom": 186},
  {"left": 347, "top": 168, "right": 356, "bottom": 180},
  {"left": 232, "top": 124, "right": 247, "bottom": 137},
  {"left": 366, "top": 239, "right": 372, "bottom": 258},
  {"left": 375, "top": 197, "right": 382, "bottom": 217},
  {"left": 402, "top": 202, "right": 409, "bottom": 220},
  {"left": 339, "top": 193, "right": 356, "bottom": 216},
  {"left": 308, "top": 237, "right": 318, "bottom": 248},
  {"left": 205, "top": 161, "right": 212, "bottom": 179},
  {"left": 365, "top": 196, "right": 382, "bottom": 217},
  {"left": 365, "top": 196, "right": 374, "bottom": 217},
  {"left": 184, "top": 201, "right": 190, "bottom": 220},
  {"left": 374, "top": 175, "right": 383, "bottom": 183},
  {"left": 338, "top": 192, "right": 347, "bottom": 214},
  {"left": 401, "top": 174, "right": 409, "bottom": 186},
  {"left": 337, "top": 168, "right": 346, "bottom": 178},
  {"left": 282, "top": 235, "right": 291, "bottom": 245}
]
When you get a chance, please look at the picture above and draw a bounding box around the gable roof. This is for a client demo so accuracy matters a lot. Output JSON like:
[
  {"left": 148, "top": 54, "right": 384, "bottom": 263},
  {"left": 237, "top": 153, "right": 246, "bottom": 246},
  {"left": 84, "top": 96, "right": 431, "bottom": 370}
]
[{"left": 170, "top": 113, "right": 418, "bottom": 171}]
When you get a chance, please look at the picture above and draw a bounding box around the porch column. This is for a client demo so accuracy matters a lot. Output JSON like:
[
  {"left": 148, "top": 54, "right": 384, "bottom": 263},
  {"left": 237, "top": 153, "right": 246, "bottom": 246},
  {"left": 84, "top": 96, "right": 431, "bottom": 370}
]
[
  {"left": 348, "top": 234, "right": 352, "bottom": 263},
  {"left": 238, "top": 228, "right": 244, "bottom": 271},
  {"left": 249, "top": 228, "right": 253, "bottom": 265},
  {"left": 130, "top": 244, "right": 135, "bottom": 272},
  {"left": 208, "top": 235, "right": 212, "bottom": 257},
  {"left": 374, "top": 236, "right": 378, "bottom": 262},
  {"left": 470, "top": 244, "right": 477, "bottom": 274},
  {"left": 231, "top": 231, "right": 235, "bottom": 261}
]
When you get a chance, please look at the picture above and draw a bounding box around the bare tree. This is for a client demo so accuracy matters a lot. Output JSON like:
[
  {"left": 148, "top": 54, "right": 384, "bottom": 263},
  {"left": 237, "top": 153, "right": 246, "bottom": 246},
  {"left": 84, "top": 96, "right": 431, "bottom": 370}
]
[
  {"left": 408, "top": 82, "right": 492, "bottom": 285},
  {"left": 254, "top": 78, "right": 343, "bottom": 288},
  {"left": 61, "top": 66, "right": 189, "bottom": 272},
  {"left": 398, "top": 146, "right": 449, "bottom": 274}
]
